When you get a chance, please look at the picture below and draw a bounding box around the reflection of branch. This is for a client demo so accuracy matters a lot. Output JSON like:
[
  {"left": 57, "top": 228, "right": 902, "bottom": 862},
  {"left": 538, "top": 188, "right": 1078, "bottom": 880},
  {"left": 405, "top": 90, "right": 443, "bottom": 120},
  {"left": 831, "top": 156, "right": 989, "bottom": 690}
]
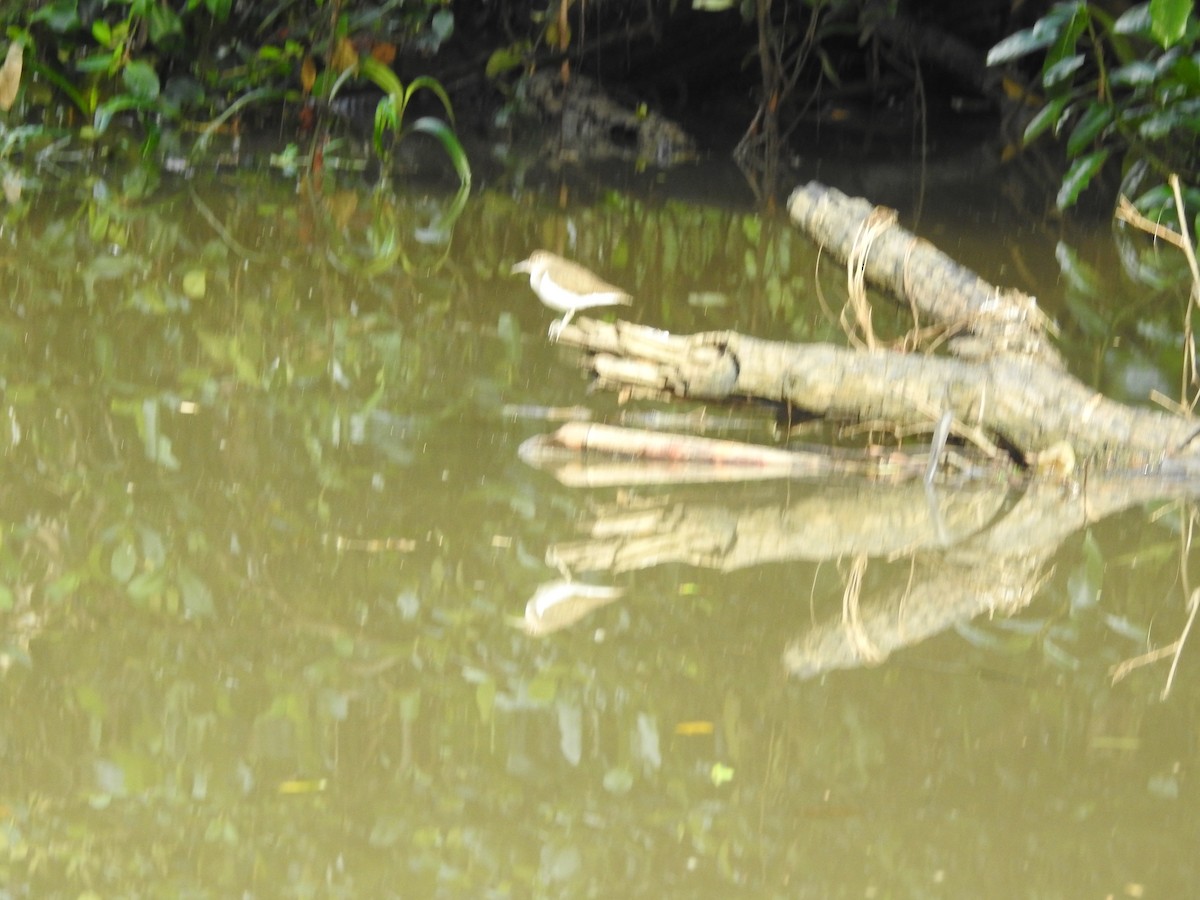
[
  {"left": 189, "top": 186, "right": 264, "bottom": 263},
  {"left": 538, "top": 463, "right": 1200, "bottom": 674},
  {"left": 1161, "top": 588, "right": 1199, "bottom": 700},
  {"left": 1110, "top": 644, "right": 1177, "bottom": 685},
  {"left": 1116, "top": 177, "right": 1200, "bottom": 406},
  {"left": 1109, "top": 508, "right": 1198, "bottom": 694},
  {"left": 841, "top": 555, "right": 885, "bottom": 666}
]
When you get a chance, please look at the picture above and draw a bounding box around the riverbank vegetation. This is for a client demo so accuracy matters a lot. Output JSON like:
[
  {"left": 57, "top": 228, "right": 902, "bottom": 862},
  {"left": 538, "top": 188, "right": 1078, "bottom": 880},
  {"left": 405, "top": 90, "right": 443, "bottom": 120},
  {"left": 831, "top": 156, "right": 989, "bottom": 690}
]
[{"left": 0, "top": 2, "right": 1191, "bottom": 216}]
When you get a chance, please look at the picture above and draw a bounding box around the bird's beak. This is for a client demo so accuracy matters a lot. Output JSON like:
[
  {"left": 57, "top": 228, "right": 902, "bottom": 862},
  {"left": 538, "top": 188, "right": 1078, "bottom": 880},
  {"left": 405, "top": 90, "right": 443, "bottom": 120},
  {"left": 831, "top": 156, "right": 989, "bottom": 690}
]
[{"left": 511, "top": 259, "right": 531, "bottom": 275}]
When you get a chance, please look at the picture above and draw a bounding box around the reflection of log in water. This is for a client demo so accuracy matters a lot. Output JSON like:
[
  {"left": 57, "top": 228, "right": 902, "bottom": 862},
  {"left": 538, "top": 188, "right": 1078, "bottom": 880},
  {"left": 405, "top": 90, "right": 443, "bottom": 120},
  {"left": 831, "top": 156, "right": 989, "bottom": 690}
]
[
  {"left": 546, "top": 479, "right": 1013, "bottom": 574},
  {"left": 782, "top": 475, "right": 1200, "bottom": 679},
  {"left": 782, "top": 552, "right": 1045, "bottom": 679},
  {"left": 539, "top": 470, "right": 1200, "bottom": 677}
]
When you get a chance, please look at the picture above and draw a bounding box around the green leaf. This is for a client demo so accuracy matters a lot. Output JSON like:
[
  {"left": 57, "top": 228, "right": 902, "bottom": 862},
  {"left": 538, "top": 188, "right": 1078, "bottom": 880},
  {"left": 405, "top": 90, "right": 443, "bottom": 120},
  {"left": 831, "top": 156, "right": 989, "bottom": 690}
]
[
  {"left": 28, "top": 58, "right": 91, "bottom": 115},
  {"left": 1043, "top": 54, "right": 1085, "bottom": 89},
  {"left": 405, "top": 75, "right": 457, "bottom": 126},
  {"left": 1066, "top": 103, "right": 1112, "bottom": 155},
  {"left": 408, "top": 116, "right": 471, "bottom": 188},
  {"left": 987, "top": 27, "right": 1055, "bottom": 66},
  {"left": 127, "top": 569, "right": 165, "bottom": 603},
  {"left": 1137, "top": 107, "right": 1188, "bottom": 140},
  {"left": 122, "top": 60, "right": 161, "bottom": 101},
  {"left": 1109, "top": 60, "right": 1157, "bottom": 87},
  {"left": 1114, "top": 4, "right": 1153, "bottom": 36},
  {"left": 147, "top": 4, "right": 184, "bottom": 45},
  {"left": 30, "top": 0, "right": 80, "bottom": 32},
  {"left": 1023, "top": 95, "right": 1070, "bottom": 143},
  {"left": 1171, "top": 54, "right": 1200, "bottom": 91},
  {"left": 77, "top": 51, "right": 118, "bottom": 75},
  {"left": 485, "top": 46, "right": 525, "bottom": 79},
  {"left": 1150, "top": 0, "right": 1191, "bottom": 47},
  {"left": 359, "top": 55, "right": 402, "bottom": 99},
  {"left": 1055, "top": 240, "right": 1105, "bottom": 298},
  {"left": 91, "top": 19, "right": 113, "bottom": 47},
  {"left": 1056, "top": 148, "right": 1110, "bottom": 209},
  {"left": 1043, "top": 4, "right": 1089, "bottom": 81},
  {"left": 94, "top": 94, "right": 153, "bottom": 133},
  {"left": 430, "top": 9, "right": 454, "bottom": 46}
]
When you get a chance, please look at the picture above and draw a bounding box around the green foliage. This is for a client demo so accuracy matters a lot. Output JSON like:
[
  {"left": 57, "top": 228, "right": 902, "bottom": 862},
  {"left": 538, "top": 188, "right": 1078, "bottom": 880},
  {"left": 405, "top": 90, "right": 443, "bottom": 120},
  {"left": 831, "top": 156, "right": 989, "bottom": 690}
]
[
  {"left": 2, "top": 0, "right": 467, "bottom": 182},
  {"left": 356, "top": 57, "right": 469, "bottom": 188},
  {"left": 988, "top": 0, "right": 1199, "bottom": 213}
]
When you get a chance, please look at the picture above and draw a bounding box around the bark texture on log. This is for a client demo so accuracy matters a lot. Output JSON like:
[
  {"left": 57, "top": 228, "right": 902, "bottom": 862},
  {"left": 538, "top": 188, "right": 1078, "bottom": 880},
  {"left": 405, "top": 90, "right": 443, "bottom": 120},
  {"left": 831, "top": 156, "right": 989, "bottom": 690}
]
[
  {"left": 787, "top": 182, "right": 1062, "bottom": 367},
  {"left": 549, "top": 181, "right": 1200, "bottom": 472},
  {"left": 562, "top": 319, "right": 1194, "bottom": 469}
]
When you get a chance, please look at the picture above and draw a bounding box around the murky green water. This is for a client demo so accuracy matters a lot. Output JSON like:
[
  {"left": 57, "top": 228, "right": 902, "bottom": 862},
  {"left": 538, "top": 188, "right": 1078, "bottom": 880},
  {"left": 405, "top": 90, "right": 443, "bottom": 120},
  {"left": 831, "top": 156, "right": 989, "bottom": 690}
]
[{"left": 1, "top": 156, "right": 1196, "bottom": 897}]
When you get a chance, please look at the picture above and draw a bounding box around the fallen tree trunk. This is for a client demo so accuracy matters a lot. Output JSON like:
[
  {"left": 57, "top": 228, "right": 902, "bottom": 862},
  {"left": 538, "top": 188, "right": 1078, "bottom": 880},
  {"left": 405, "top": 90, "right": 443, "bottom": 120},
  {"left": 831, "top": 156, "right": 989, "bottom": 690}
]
[{"left": 550, "top": 182, "right": 1199, "bottom": 474}]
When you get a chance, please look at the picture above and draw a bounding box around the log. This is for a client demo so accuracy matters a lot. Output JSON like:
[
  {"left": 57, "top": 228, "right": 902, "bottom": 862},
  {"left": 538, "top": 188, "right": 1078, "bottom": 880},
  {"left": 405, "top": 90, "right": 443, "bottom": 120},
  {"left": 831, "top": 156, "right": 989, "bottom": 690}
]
[
  {"left": 548, "top": 182, "right": 1200, "bottom": 473},
  {"left": 787, "top": 182, "right": 1062, "bottom": 367},
  {"left": 557, "top": 319, "right": 1194, "bottom": 470}
]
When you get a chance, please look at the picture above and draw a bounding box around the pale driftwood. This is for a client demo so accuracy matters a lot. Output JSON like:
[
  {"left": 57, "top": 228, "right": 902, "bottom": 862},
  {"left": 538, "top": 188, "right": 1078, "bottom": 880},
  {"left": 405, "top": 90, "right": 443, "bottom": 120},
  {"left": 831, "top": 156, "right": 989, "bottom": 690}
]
[
  {"left": 787, "top": 182, "right": 1063, "bottom": 366},
  {"left": 556, "top": 317, "right": 1195, "bottom": 471},
  {"left": 548, "top": 181, "right": 1200, "bottom": 472},
  {"left": 519, "top": 422, "right": 934, "bottom": 485}
]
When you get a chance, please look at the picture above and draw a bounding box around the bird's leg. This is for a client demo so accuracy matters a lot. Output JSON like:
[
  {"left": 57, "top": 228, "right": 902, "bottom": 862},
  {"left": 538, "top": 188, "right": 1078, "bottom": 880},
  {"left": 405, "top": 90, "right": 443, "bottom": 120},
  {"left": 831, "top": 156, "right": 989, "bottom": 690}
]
[{"left": 548, "top": 309, "right": 575, "bottom": 342}]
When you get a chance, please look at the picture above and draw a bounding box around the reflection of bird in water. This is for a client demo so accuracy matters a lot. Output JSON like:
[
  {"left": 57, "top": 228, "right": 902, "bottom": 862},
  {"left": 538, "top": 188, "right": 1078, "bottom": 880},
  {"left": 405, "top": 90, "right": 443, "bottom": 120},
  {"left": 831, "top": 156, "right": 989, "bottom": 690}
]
[
  {"left": 511, "top": 251, "right": 632, "bottom": 340},
  {"left": 523, "top": 580, "right": 625, "bottom": 636}
]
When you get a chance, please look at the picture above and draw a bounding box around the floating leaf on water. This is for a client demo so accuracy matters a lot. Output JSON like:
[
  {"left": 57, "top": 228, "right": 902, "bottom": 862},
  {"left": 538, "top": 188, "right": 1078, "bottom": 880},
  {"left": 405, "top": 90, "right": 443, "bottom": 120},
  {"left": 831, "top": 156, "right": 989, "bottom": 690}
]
[
  {"left": 710, "top": 762, "right": 735, "bottom": 786},
  {"left": 277, "top": 778, "right": 327, "bottom": 795}
]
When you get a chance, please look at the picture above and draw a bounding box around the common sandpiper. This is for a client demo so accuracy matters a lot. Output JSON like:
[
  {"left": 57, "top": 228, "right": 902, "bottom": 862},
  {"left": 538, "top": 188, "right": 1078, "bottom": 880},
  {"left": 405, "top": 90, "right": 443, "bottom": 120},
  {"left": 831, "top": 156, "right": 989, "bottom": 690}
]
[{"left": 511, "top": 250, "right": 632, "bottom": 340}]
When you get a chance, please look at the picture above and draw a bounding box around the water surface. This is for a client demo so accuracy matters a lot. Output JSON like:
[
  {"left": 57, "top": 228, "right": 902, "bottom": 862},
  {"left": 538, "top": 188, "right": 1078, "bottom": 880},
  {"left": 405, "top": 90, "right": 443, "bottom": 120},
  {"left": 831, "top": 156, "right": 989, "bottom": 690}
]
[{"left": 0, "top": 154, "right": 1195, "bottom": 897}]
